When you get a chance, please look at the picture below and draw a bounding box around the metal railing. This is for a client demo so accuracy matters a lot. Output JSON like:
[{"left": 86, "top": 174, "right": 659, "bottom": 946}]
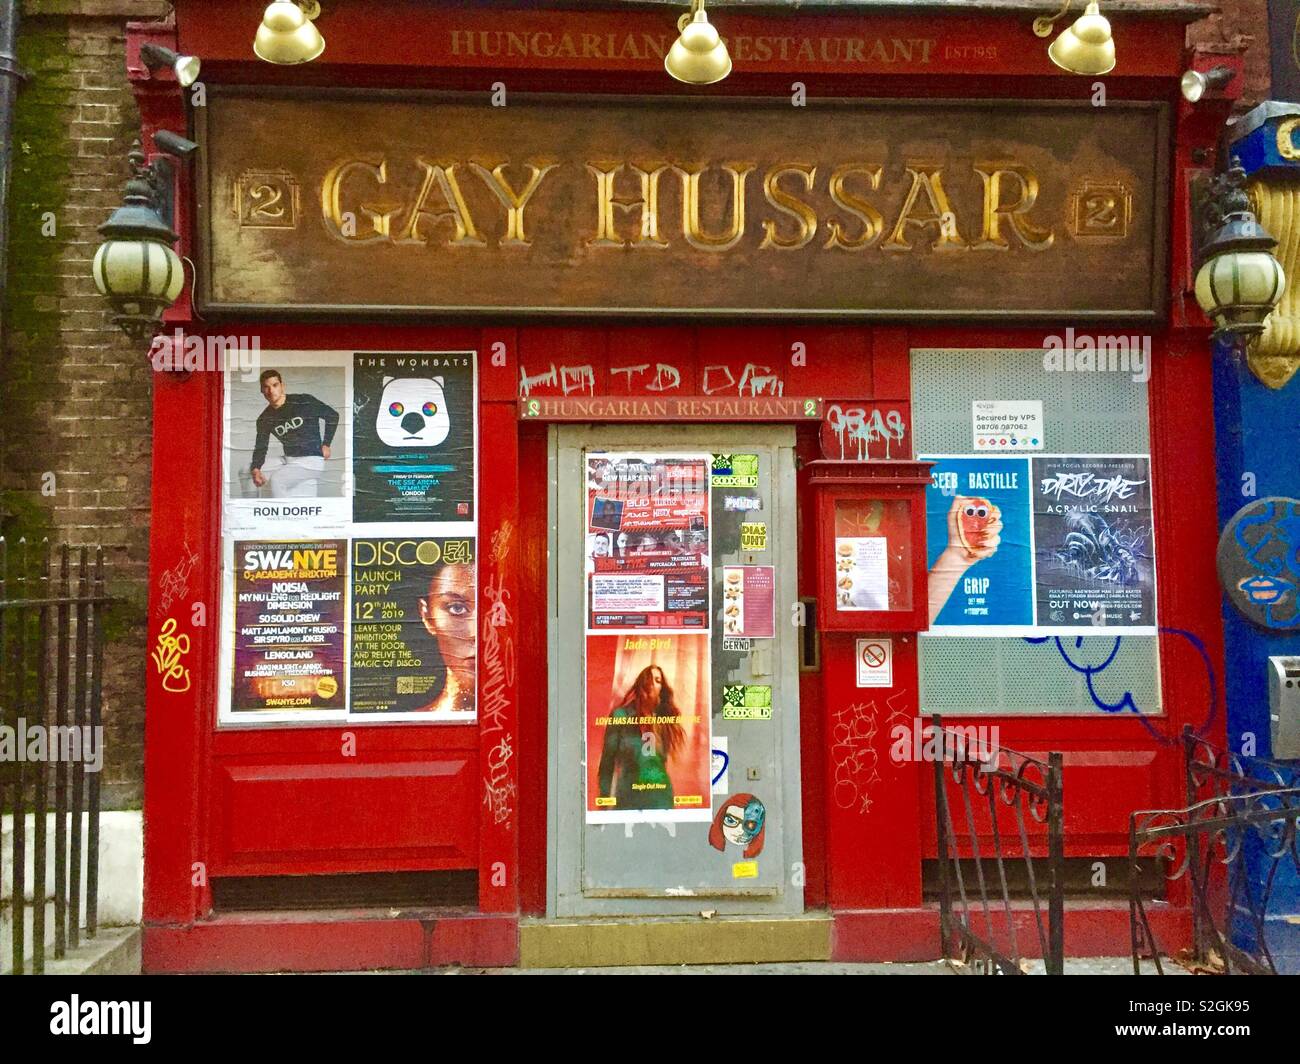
[
  {"left": 933, "top": 716, "right": 1065, "bottom": 975},
  {"left": 1129, "top": 728, "right": 1300, "bottom": 975},
  {"left": 0, "top": 540, "right": 109, "bottom": 974}
]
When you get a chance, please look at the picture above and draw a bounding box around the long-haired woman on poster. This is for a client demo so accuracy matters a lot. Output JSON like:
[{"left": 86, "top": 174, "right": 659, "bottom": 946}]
[{"left": 597, "top": 664, "right": 686, "bottom": 811}]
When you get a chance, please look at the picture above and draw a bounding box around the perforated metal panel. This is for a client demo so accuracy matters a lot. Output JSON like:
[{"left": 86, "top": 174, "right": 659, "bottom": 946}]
[{"left": 912, "top": 348, "right": 1161, "bottom": 717}]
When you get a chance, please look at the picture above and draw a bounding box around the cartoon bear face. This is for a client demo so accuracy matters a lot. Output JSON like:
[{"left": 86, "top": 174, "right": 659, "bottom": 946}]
[{"left": 375, "top": 376, "right": 451, "bottom": 448}]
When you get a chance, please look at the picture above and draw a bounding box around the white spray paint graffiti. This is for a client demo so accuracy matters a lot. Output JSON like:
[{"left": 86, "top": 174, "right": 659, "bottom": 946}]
[
  {"left": 157, "top": 541, "right": 200, "bottom": 615},
  {"left": 830, "top": 692, "right": 910, "bottom": 814},
  {"left": 610, "top": 362, "right": 683, "bottom": 391},
  {"left": 824, "top": 404, "right": 908, "bottom": 461}
]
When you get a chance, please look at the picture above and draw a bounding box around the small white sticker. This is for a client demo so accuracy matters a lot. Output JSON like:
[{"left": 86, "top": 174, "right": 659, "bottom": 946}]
[
  {"left": 856, "top": 638, "right": 893, "bottom": 688},
  {"left": 972, "top": 400, "right": 1043, "bottom": 452}
]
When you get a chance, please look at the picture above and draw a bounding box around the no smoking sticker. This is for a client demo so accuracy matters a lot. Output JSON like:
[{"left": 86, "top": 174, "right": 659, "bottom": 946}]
[{"left": 856, "top": 638, "right": 893, "bottom": 688}]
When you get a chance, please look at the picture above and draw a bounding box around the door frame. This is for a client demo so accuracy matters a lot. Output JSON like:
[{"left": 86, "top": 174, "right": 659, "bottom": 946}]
[{"left": 546, "top": 424, "right": 804, "bottom": 917}]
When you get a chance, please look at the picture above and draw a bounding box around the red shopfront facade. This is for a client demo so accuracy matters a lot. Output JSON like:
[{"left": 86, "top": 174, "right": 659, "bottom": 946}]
[{"left": 136, "top": 0, "right": 1231, "bottom": 971}]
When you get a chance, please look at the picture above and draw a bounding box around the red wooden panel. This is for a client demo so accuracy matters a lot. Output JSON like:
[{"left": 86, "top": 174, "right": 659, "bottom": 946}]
[
  {"left": 919, "top": 746, "right": 1160, "bottom": 859},
  {"left": 821, "top": 631, "right": 923, "bottom": 910},
  {"left": 517, "top": 425, "right": 550, "bottom": 916},
  {"left": 782, "top": 326, "right": 872, "bottom": 397},
  {"left": 478, "top": 400, "right": 522, "bottom": 913},
  {"left": 604, "top": 326, "right": 699, "bottom": 395},
  {"left": 144, "top": 918, "right": 428, "bottom": 973},
  {"left": 869, "top": 326, "right": 911, "bottom": 400},
  {"left": 429, "top": 915, "right": 519, "bottom": 968},
  {"left": 212, "top": 755, "right": 478, "bottom": 871},
  {"left": 831, "top": 905, "right": 1186, "bottom": 962},
  {"left": 480, "top": 327, "right": 518, "bottom": 402},
  {"left": 695, "top": 326, "right": 788, "bottom": 398}
]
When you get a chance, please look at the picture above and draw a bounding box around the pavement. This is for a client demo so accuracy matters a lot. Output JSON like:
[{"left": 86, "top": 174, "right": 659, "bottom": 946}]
[{"left": 390, "top": 957, "right": 1177, "bottom": 975}]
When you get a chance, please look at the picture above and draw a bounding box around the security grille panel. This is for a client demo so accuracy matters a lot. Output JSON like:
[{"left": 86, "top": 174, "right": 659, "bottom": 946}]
[{"left": 912, "top": 347, "right": 1161, "bottom": 717}]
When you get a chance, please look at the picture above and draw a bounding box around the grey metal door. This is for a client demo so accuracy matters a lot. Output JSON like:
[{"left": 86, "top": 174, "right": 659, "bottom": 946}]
[{"left": 549, "top": 425, "right": 804, "bottom": 916}]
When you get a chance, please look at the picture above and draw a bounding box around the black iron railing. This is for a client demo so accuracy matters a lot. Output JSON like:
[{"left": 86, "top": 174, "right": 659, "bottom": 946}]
[
  {"left": 1129, "top": 728, "right": 1300, "bottom": 975},
  {"left": 0, "top": 540, "right": 109, "bottom": 974},
  {"left": 1129, "top": 787, "right": 1300, "bottom": 975},
  {"left": 933, "top": 716, "right": 1065, "bottom": 975}
]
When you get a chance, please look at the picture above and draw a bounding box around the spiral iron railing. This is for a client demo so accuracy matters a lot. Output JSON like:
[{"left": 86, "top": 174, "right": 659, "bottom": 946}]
[
  {"left": 1129, "top": 787, "right": 1300, "bottom": 975},
  {"left": 932, "top": 716, "right": 1065, "bottom": 975}
]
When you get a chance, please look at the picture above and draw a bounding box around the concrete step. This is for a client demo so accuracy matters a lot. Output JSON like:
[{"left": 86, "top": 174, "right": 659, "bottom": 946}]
[
  {"left": 1, "top": 811, "right": 141, "bottom": 973},
  {"left": 520, "top": 914, "right": 833, "bottom": 968}
]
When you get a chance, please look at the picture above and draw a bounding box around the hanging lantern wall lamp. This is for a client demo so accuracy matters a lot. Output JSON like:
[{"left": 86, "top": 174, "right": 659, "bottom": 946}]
[
  {"left": 1193, "top": 161, "right": 1286, "bottom": 340},
  {"left": 91, "top": 140, "right": 186, "bottom": 345}
]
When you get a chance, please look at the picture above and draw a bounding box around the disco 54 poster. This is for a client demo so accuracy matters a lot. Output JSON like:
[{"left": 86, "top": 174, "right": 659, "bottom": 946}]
[
  {"left": 352, "top": 352, "right": 475, "bottom": 524},
  {"left": 349, "top": 536, "right": 477, "bottom": 718}
]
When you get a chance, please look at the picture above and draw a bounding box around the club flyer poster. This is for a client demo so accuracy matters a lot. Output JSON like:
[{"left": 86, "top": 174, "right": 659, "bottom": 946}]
[
  {"left": 352, "top": 352, "right": 476, "bottom": 524},
  {"left": 348, "top": 536, "right": 477, "bottom": 718},
  {"left": 1031, "top": 456, "right": 1156, "bottom": 628},
  {"left": 923, "top": 455, "right": 1035, "bottom": 630},
  {"left": 584, "top": 632, "right": 713, "bottom": 824},
  {"left": 586, "top": 452, "right": 711, "bottom": 632},
  {"left": 231, "top": 539, "right": 348, "bottom": 713}
]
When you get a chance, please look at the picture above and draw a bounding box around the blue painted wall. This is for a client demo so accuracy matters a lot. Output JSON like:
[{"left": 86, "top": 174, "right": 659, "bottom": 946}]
[
  {"left": 1211, "top": 313, "right": 1300, "bottom": 972},
  {"left": 1210, "top": 103, "right": 1300, "bottom": 970}
]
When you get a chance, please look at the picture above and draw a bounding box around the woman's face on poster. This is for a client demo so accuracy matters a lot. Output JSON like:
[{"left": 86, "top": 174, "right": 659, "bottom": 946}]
[
  {"left": 639, "top": 666, "right": 665, "bottom": 702},
  {"left": 420, "top": 564, "right": 476, "bottom": 673}
]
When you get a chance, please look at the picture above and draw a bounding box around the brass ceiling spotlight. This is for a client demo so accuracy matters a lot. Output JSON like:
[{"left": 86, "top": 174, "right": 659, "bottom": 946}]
[
  {"left": 138, "top": 42, "right": 202, "bottom": 87},
  {"left": 1034, "top": 1, "right": 1116, "bottom": 76},
  {"left": 665, "top": 0, "right": 731, "bottom": 85},
  {"left": 254, "top": 0, "right": 325, "bottom": 65},
  {"left": 1181, "top": 65, "right": 1236, "bottom": 104}
]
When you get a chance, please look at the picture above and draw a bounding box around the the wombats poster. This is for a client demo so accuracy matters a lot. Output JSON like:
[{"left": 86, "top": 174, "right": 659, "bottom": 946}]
[{"left": 352, "top": 352, "right": 476, "bottom": 524}]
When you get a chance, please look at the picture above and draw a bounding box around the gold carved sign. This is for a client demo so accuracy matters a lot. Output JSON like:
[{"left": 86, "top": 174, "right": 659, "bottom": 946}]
[{"left": 196, "top": 91, "right": 1168, "bottom": 319}]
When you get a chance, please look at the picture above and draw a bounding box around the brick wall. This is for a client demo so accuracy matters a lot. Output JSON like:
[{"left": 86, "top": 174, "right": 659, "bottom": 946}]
[
  {"left": 2, "top": 1, "right": 166, "bottom": 807},
  {"left": 1188, "top": 0, "right": 1273, "bottom": 106}
]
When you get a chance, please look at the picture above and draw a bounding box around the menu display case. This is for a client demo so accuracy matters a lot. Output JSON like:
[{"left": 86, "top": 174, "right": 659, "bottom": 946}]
[{"left": 806, "top": 460, "right": 934, "bottom": 632}]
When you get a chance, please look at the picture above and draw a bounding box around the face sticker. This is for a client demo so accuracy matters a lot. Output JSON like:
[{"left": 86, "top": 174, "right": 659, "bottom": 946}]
[{"left": 708, "top": 792, "right": 767, "bottom": 857}]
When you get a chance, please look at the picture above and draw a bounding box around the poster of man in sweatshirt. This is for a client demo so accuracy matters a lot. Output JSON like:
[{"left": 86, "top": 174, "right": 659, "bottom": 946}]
[{"left": 224, "top": 357, "right": 349, "bottom": 532}]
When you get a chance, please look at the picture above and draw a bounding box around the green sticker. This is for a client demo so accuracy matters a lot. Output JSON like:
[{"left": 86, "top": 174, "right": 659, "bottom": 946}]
[
  {"left": 722, "top": 684, "right": 772, "bottom": 709},
  {"left": 722, "top": 705, "right": 774, "bottom": 720},
  {"left": 712, "top": 453, "right": 760, "bottom": 488}
]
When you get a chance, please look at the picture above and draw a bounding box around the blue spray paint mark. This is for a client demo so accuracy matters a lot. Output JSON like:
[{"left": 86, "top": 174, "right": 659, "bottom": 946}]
[
  {"left": 1023, "top": 626, "right": 1218, "bottom": 742},
  {"left": 710, "top": 748, "right": 730, "bottom": 786}
]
